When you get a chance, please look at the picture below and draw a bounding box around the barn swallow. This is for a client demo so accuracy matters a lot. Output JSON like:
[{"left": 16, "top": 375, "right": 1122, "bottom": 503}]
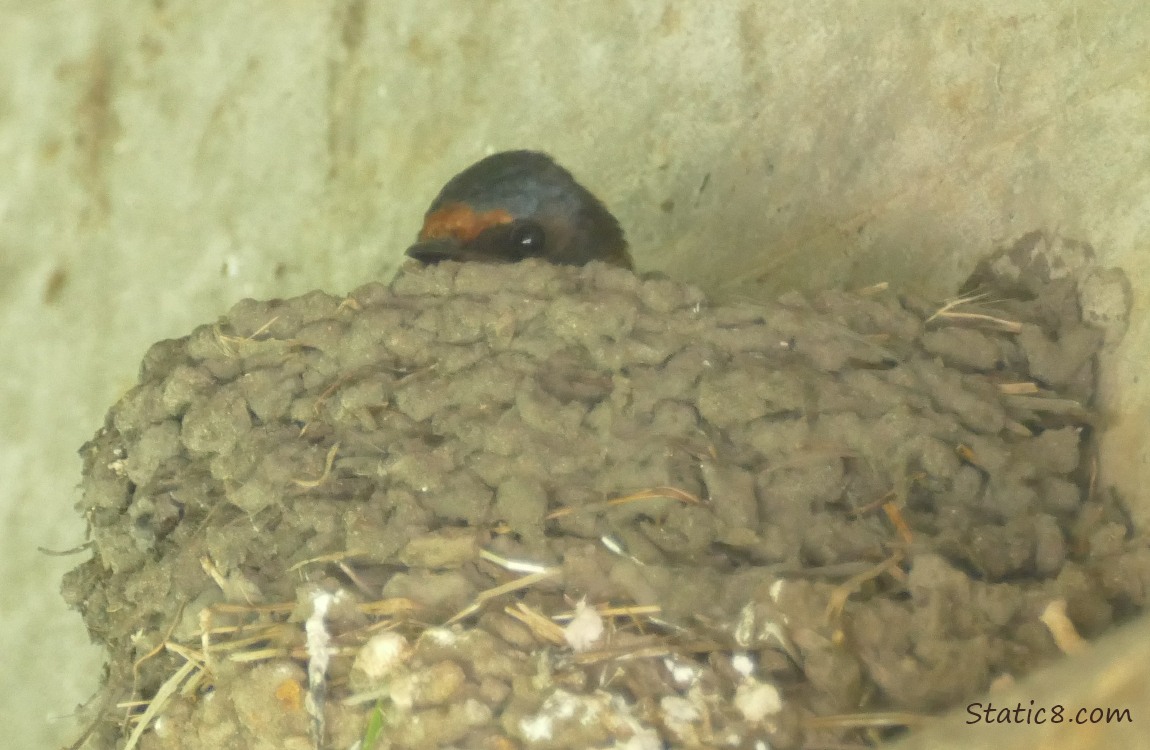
[{"left": 406, "top": 150, "right": 632, "bottom": 269}]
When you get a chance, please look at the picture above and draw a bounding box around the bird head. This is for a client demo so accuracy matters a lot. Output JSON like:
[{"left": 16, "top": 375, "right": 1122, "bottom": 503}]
[{"left": 406, "top": 150, "right": 632, "bottom": 269}]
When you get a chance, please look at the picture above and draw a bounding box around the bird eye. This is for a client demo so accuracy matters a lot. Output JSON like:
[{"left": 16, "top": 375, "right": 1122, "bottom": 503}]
[{"left": 509, "top": 221, "right": 546, "bottom": 258}]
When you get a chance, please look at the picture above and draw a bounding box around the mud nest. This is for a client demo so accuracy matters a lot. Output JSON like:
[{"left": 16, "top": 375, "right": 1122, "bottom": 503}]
[{"left": 64, "top": 233, "right": 1146, "bottom": 749}]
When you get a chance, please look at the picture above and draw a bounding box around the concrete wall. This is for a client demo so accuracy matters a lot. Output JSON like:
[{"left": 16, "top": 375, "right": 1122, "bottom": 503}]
[{"left": 1, "top": 1, "right": 1146, "bottom": 746}]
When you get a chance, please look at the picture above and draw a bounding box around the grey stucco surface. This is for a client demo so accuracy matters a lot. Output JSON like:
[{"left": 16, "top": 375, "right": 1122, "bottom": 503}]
[{"left": 1, "top": 2, "right": 1147, "bottom": 747}]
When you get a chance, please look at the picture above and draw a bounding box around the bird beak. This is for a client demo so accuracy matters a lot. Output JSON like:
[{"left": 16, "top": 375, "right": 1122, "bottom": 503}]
[{"left": 405, "top": 238, "right": 468, "bottom": 264}]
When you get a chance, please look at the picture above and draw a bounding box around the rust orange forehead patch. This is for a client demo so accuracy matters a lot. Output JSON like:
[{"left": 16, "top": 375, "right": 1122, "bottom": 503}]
[{"left": 418, "top": 203, "right": 515, "bottom": 243}]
